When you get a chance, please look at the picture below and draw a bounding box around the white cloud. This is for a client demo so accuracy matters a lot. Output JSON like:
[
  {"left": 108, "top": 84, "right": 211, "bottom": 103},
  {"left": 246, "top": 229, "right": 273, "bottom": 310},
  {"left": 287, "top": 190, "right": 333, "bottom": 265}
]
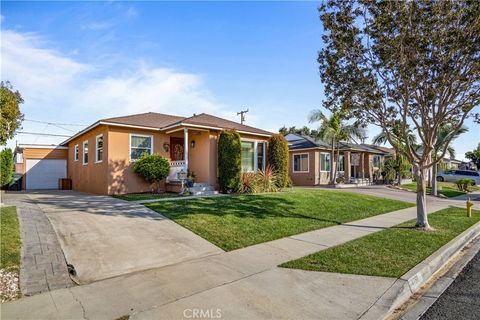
[{"left": 1, "top": 29, "right": 231, "bottom": 147}]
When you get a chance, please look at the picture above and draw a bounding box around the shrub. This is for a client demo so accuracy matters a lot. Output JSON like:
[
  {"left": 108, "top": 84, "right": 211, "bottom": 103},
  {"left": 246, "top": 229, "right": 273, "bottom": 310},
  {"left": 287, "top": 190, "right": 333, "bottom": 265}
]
[
  {"left": 239, "top": 165, "right": 279, "bottom": 194},
  {"left": 383, "top": 159, "right": 397, "bottom": 183},
  {"left": 218, "top": 130, "right": 242, "bottom": 193},
  {"left": 456, "top": 178, "right": 475, "bottom": 192},
  {"left": 240, "top": 172, "right": 260, "bottom": 194},
  {"left": 0, "top": 148, "right": 14, "bottom": 188},
  {"left": 268, "top": 134, "right": 290, "bottom": 188},
  {"left": 257, "top": 165, "right": 279, "bottom": 193},
  {"left": 132, "top": 153, "right": 170, "bottom": 193}
]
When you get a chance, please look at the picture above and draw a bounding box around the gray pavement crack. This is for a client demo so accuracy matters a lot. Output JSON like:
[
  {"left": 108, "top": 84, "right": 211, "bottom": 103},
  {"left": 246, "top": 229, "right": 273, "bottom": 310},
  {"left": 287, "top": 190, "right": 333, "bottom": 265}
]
[{"left": 69, "top": 288, "right": 88, "bottom": 320}]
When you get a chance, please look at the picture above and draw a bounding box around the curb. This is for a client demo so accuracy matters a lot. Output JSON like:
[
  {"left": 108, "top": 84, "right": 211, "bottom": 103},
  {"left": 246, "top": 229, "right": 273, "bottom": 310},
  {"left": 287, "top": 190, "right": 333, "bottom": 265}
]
[
  {"left": 399, "top": 236, "right": 480, "bottom": 320},
  {"left": 359, "top": 219, "right": 480, "bottom": 320}
]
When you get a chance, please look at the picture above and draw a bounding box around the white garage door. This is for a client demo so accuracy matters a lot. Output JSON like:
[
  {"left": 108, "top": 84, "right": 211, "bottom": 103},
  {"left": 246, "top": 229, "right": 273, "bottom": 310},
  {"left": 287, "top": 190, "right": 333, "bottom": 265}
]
[{"left": 26, "top": 159, "right": 67, "bottom": 190}]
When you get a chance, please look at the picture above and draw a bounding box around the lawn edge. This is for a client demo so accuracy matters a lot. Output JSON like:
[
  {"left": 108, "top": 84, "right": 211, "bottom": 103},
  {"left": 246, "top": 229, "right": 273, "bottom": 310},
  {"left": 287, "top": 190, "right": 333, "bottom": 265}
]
[{"left": 358, "top": 218, "right": 480, "bottom": 320}]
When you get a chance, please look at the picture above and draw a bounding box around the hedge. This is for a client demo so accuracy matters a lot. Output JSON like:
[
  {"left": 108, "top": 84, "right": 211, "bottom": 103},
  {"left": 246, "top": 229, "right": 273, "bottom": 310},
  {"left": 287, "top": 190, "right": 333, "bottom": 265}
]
[
  {"left": 0, "top": 148, "right": 14, "bottom": 187},
  {"left": 218, "top": 130, "right": 241, "bottom": 193},
  {"left": 268, "top": 134, "right": 290, "bottom": 188}
]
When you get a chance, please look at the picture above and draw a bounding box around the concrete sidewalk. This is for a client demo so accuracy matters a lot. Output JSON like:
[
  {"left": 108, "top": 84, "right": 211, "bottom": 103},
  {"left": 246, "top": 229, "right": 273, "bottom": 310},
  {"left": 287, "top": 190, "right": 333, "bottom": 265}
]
[{"left": 1, "top": 200, "right": 454, "bottom": 320}]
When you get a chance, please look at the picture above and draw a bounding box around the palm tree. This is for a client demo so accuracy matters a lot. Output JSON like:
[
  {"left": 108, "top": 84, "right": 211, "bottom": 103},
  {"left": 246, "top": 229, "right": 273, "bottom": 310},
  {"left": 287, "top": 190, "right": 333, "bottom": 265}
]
[
  {"left": 372, "top": 122, "right": 418, "bottom": 186},
  {"left": 309, "top": 110, "right": 364, "bottom": 184},
  {"left": 431, "top": 125, "right": 468, "bottom": 196}
]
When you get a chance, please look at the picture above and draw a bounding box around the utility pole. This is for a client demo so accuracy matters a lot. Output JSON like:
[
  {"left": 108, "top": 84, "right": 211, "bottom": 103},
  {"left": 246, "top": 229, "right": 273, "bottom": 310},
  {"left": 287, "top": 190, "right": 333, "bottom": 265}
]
[{"left": 237, "top": 109, "right": 249, "bottom": 125}]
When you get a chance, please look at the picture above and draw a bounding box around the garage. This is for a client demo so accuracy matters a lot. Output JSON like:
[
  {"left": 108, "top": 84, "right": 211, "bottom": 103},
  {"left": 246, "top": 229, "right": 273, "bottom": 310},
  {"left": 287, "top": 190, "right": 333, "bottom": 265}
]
[
  {"left": 26, "top": 159, "right": 67, "bottom": 189},
  {"left": 15, "top": 144, "right": 69, "bottom": 190}
]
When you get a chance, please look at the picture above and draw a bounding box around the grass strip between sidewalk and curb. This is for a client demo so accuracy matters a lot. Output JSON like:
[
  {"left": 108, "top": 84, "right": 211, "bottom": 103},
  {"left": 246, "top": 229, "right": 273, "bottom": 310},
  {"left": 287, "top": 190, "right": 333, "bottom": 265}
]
[
  {"left": 280, "top": 207, "right": 480, "bottom": 278},
  {"left": 146, "top": 189, "right": 413, "bottom": 251}
]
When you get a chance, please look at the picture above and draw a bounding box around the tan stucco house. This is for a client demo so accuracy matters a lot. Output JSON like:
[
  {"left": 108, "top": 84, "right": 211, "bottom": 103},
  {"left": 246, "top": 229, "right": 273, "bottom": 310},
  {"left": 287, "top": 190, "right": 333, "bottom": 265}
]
[
  {"left": 15, "top": 112, "right": 272, "bottom": 195},
  {"left": 286, "top": 134, "right": 394, "bottom": 186}
]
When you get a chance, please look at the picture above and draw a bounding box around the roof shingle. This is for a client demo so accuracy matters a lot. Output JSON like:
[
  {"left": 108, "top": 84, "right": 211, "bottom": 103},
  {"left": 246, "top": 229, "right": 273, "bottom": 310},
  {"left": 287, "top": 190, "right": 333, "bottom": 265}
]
[{"left": 102, "top": 112, "right": 272, "bottom": 135}]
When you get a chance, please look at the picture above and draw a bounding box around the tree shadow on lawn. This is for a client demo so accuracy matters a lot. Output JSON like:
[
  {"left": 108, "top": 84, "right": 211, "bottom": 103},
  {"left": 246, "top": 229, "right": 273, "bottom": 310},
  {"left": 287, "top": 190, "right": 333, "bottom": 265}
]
[{"left": 147, "top": 195, "right": 345, "bottom": 225}]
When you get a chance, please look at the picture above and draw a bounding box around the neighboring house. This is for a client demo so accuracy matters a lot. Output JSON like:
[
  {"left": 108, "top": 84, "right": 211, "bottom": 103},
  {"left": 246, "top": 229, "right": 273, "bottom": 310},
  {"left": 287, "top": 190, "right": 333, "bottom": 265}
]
[
  {"left": 286, "top": 133, "right": 393, "bottom": 186},
  {"left": 441, "top": 158, "right": 470, "bottom": 170},
  {"left": 15, "top": 112, "right": 272, "bottom": 195}
]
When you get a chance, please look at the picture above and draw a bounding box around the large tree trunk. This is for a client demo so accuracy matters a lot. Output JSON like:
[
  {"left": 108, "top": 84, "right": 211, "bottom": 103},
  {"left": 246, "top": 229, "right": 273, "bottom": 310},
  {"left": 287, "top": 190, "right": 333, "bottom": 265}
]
[
  {"left": 156, "top": 180, "right": 162, "bottom": 194},
  {"left": 431, "top": 162, "right": 438, "bottom": 196},
  {"left": 414, "top": 165, "right": 431, "bottom": 230}
]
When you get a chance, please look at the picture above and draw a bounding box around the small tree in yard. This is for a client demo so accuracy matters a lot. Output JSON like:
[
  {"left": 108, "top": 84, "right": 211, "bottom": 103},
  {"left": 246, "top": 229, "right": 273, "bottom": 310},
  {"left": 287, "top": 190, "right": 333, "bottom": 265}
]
[
  {"left": 268, "top": 134, "right": 290, "bottom": 188},
  {"left": 218, "top": 130, "right": 242, "bottom": 193},
  {"left": 0, "top": 148, "right": 14, "bottom": 187},
  {"left": 0, "top": 81, "right": 24, "bottom": 145},
  {"left": 465, "top": 143, "right": 480, "bottom": 170},
  {"left": 132, "top": 153, "right": 170, "bottom": 193},
  {"left": 318, "top": 0, "right": 479, "bottom": 230}
]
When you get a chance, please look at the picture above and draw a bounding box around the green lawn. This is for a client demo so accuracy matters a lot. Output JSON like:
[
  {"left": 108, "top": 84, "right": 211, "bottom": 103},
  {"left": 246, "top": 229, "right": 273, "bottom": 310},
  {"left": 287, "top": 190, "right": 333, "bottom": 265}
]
[
  {"left": 0, "top": 206, "right": 21, "bottom": 271},
  {"left": 146, "top": 189, "right": 413, "bottom": 251},
  {"left": 280, "top": 207, "right": 480, "bottom": 278},
  {"left": 401, "top": 181, "right": 480, "bottom": 198},
  {"left": 113, "top": 192, "right": 181, "bottom": 201}
]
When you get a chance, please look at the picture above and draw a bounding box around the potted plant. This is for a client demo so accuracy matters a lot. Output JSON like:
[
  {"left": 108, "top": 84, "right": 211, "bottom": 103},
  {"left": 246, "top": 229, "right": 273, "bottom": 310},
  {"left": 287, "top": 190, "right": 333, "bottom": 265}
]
[{"left": 186, "top": 170, "right": 196, "bottom": 188}]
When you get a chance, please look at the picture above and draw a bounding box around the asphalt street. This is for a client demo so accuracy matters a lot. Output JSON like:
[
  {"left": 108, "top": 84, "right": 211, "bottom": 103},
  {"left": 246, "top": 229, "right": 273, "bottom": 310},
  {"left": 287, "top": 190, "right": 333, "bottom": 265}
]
[{"left": 421, "top": 248, "right": 480, "bottom": 320}]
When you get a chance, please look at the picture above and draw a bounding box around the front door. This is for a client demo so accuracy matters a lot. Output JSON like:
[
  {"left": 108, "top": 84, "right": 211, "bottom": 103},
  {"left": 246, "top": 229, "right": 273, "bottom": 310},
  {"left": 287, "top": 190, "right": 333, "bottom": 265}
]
[{"left": 170, "top": 137, "right": 184, "bottom": 161}]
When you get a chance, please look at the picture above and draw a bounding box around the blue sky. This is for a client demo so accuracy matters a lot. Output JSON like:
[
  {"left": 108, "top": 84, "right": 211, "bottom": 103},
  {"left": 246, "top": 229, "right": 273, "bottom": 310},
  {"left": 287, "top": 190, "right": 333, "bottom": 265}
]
[{"left": 1, "top": 1, "right": 478, "bottom": 159}]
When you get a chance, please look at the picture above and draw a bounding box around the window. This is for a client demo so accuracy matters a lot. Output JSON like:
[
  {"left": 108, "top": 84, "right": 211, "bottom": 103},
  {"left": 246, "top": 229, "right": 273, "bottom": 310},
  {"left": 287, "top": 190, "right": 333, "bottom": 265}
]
[
  {"left": 337, "top": 155, "right": 345, "bottom": 171},
  {"left": 130, "top": 134, "right": 153, "bottom": 161},
  {"left": 293, "top": 154, "right": 309, "bottom": 172},
  {"left": 320, "top": 153, "right": 330, "bottom": 172},
  {"left": 95, "top": 135, "right": 103, "bottom": 163},
  {"left": 257, "top": 142, "right": 265, "bottom": 171},
  {"left": 82, "top": 140, "right": 88, "bottom": 165},
  {"left": 241, "top": 141, "right": 255, "bottom": 172},
  {"left": 373, "top": 155, "right": 382, "bottom": 168},
  {"left": 74, "top": 145, "right": 79, "bottom": 161}
]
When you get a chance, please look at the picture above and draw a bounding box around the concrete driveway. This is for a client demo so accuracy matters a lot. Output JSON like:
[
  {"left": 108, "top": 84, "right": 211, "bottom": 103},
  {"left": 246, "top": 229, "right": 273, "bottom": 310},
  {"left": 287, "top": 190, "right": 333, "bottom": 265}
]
[{"left": 24, "top": 191, "right": 223, "bottom": 284}]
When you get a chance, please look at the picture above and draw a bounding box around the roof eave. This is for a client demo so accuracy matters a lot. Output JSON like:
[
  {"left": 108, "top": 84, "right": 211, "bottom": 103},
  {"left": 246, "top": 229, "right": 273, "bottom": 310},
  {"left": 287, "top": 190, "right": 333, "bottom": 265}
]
[{"left": 60, "top": 121, "right": 162, "bottom": 145}]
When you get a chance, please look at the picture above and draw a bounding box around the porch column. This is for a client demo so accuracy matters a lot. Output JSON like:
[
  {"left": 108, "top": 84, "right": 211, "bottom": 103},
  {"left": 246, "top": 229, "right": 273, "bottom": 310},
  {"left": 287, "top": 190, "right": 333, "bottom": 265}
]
[
  {"left": 360, "top": 152, "right": 365, "bottom": 179},
  {"left": 368, "top": 154, "right": 374, "bottom": 180},
  {"left": 184, "top": 128, "right": 189, "bottom": 171},
  {"left": 344, "top": 151, "right": 351, "bottom": 181},
  {"left": 253, "top": 141, "right": 258, "bottom": 172}
]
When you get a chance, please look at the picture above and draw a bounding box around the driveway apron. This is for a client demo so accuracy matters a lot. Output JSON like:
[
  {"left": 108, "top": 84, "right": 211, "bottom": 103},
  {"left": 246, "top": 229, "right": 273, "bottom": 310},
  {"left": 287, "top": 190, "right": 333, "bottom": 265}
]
[{"left": 24, "top": 191, "right": 223, "bottom": 284}]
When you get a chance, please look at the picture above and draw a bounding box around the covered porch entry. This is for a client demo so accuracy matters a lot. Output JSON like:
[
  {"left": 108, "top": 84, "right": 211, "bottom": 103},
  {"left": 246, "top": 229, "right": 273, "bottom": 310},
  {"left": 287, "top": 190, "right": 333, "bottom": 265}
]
[{"left": 164, "top": 127, "right": 216, "bottom": 192}]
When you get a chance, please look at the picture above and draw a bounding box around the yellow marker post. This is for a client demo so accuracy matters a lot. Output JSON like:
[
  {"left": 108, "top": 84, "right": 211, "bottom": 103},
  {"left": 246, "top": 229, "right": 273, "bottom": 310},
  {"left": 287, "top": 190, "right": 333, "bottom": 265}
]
[{"left": 466, "top": 197, "right": 473, "bottom": 218}]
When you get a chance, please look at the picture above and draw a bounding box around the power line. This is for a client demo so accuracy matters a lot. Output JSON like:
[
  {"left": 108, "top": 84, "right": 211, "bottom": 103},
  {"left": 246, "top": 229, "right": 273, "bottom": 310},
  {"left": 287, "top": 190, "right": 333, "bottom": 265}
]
[
  {"left": 24, "top": 119, "right": 87, "bottom": 127},
  {"left": 18, "top": 131, "right": 71, "bottom": 138}
]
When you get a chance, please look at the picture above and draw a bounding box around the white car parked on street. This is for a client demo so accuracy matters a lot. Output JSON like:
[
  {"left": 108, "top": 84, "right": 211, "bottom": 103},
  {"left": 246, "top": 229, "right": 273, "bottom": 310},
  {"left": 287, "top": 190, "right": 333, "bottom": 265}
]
[{"left": 436, "top": 170, "right": 480, "bottom": 185}]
